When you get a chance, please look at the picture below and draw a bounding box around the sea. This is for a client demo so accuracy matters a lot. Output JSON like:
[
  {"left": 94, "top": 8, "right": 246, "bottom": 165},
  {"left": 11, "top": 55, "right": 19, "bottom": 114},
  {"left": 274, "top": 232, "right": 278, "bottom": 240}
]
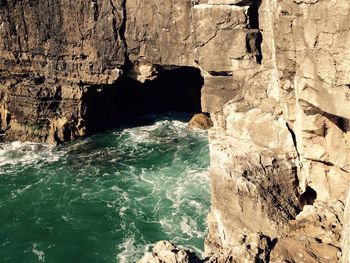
[{"left": 0, "top": 114, "right": 210, "bottom": 262}]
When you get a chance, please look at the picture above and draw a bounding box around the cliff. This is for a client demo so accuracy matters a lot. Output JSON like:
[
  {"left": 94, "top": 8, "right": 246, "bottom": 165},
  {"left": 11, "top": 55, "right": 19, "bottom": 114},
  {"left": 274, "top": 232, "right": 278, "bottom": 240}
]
[{"left": 1, "top": 0, "right": 349, "bottom": 262}]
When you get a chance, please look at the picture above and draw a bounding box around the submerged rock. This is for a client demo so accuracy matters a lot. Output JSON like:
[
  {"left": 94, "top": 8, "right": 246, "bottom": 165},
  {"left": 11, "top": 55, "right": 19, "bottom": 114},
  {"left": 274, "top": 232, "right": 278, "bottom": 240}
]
[{"left": 188, "top": 114, "right": 213, "bottom": 130}]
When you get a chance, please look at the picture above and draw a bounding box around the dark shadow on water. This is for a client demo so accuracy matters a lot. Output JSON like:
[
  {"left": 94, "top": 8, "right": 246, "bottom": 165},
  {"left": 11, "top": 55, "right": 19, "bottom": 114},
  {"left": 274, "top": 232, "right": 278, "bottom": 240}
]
[
  {"left": 112, "top": 112, "right": 194, "bottom": 130},
  {"left": 88, "top": 112, "right": 194, "bottom": 139},
  {"left": 57, "top": 112, "right": 195, "bottom": 154},
  {"left": 84, "top": 66, "right": 204, "bottom": 135}
]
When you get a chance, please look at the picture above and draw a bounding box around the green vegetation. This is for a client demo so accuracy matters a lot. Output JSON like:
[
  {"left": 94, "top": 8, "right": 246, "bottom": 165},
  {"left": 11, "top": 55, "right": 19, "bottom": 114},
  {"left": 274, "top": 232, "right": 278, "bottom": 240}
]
[{"left": 25, "top": 120, "right": 48, "bottom": 131}]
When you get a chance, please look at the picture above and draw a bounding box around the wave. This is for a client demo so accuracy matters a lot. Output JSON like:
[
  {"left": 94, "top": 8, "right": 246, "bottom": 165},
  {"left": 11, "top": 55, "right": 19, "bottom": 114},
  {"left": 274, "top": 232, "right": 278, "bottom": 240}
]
[{"left": 0, "top": 115, "right": 210, "bottom": 262}]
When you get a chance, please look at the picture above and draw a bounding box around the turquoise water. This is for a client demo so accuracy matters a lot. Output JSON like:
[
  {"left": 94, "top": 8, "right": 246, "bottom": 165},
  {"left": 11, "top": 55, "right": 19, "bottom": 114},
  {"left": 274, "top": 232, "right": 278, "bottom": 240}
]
[{"left": 0, "top": 115, "right": 210, "bottom": 262}]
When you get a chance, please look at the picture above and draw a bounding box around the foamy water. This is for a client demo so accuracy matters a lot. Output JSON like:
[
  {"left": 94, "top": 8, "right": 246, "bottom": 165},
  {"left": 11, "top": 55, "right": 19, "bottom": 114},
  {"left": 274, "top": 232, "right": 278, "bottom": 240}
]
[{"left": 0, "top": 114, "right": 210, "bottom": 262}]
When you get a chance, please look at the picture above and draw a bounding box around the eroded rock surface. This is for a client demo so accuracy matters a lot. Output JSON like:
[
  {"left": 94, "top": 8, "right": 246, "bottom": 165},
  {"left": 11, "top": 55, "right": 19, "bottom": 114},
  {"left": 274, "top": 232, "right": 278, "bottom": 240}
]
[
  {"left": 0, "top": 0, "right": 125, "bottom": 142},
  {"left": 1, "top": 0, "right": 349, "bottom": 262},
  {"left": 342, "top": 190, "right": 350, "bottom": 263},
  {"left": 138, "top": 241, "right": 202, "bottom": 263},
  {"left": 204, "top": 0, "right": 350, "bottom": 262}
]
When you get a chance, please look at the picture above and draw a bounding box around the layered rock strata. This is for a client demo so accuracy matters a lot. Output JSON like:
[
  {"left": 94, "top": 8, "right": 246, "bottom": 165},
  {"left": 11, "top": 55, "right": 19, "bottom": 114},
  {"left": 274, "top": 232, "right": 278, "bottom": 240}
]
[
  {"left": 1, "top": 0, "right": 349, "bottom": 262},
  {"left": 0, "top": 0, "right": 125, "bottom": 142}
]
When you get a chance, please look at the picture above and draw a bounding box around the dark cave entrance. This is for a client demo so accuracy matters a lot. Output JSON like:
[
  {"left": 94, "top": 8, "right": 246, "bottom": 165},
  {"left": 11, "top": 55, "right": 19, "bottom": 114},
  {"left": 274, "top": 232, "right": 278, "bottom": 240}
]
[{"left": 84, "top": 66, "right": 204, "bottom": 133}]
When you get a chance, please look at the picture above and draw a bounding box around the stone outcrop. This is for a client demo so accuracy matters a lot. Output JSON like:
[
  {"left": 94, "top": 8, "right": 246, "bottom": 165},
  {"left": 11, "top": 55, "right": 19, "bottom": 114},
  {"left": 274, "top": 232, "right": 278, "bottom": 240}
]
[
  {"left": 1, "top": 0, "right": 349, "bottom": 262},
  {"left": 138, "top": 241, "right": 202, "bottom": 263},
  {"left": 188, "top": 113, "right": 213, "bottom": 130}
]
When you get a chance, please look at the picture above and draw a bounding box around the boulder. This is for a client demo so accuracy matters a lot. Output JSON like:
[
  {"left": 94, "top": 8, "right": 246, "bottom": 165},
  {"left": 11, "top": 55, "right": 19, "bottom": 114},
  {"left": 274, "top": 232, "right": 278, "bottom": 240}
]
[{"left": 188, "top": 114, "right": 213, "bottom": 130}]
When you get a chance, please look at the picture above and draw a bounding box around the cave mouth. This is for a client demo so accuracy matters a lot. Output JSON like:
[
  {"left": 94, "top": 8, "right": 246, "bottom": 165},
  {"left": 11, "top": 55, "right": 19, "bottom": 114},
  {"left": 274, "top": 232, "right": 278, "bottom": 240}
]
[{"left": 84, "top": 66, "right": 204, "bottom": 133}]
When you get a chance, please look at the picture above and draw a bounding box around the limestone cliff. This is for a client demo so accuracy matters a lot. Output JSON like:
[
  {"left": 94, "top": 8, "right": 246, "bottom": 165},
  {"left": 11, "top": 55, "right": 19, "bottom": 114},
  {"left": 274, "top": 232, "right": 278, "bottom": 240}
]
[
  {"left": 204, "top": 1, "right": 350, "bottom": 262},
  {"left": 1, "top": 0, "right": 349, "bottom": 262},
  {"left": 342, "top": 190, "right": 350, "bottom": 263}
]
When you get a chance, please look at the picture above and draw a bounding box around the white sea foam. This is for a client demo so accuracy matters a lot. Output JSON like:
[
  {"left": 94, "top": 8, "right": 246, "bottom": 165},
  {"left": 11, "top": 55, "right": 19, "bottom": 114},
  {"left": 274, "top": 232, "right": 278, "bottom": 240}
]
[
  {"left": 139, "top": 171, "right": 158, "bottom": 190},
  {"left": 159, "top": 218, "right": 173, "bottom": 231},
  {"left": 180, "top": 217, "right": 193, "bottom": 234},
  {"left": 119, "top": 206, "right": 127, "bottom": 217},
  {"left": 188, "top": 200, "right": 204, "bottom": 210},
  {"left": 117, "top": 119, "right": 190, "bottom": 145},
  {"left": 61, "top": 216, "right": 69, "bottom": 222},
  {"left": 1, "top": 116, "right": 210, "bottom": 262},
  {"left": 32, "top": 243, "right": 45, "bottom": 262},
  {"left": 151, "top": 199, "right": 161, "bottom": 214},
  {"left": 0, "top": 141, "right": 60, "bottom": 169},
  {"left": 117, "top": 238, "right": 138, "bottom": 263},
  {"left": 14, "top": 184, "right": 32, "bottom": 195}
]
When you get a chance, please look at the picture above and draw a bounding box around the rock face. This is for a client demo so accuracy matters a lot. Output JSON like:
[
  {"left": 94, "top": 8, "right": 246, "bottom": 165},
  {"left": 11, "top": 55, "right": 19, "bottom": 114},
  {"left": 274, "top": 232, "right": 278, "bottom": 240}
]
[
  {"left": 1, "top": 0, "right": 350, "bottom": 262},
  {"left": 0, "top": 0, "right": 125, "bottom": 142},
  {"left": 342, "top": 190, "right": 350, "bottom": 263},
  {"left": 203, "top": 0, "right": 350, "bottom": 261}
]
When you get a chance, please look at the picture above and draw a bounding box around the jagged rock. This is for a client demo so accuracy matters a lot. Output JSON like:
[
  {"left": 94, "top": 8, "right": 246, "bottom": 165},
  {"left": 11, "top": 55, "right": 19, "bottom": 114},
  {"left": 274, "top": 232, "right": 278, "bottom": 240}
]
[
  {"left": 138, "top": 241, "right": 202, "bottom": 263},
  {"left": 205, "top": 233, "right": 272, "bottom": 263},
  {"left": 143, "top": 235, "right": 272, "bottom": 263},
  {"left": 132, "top": 64, "right": 158, "bottom": 83},
  {"left": 342, "top": 191, "right": 350, "bottom": 263},
  {"left": 188, "top": 113, "right": 213, "bottom": 130},
  {"left": 270, "top": 201, "right": 344, "bottom": 262}
]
